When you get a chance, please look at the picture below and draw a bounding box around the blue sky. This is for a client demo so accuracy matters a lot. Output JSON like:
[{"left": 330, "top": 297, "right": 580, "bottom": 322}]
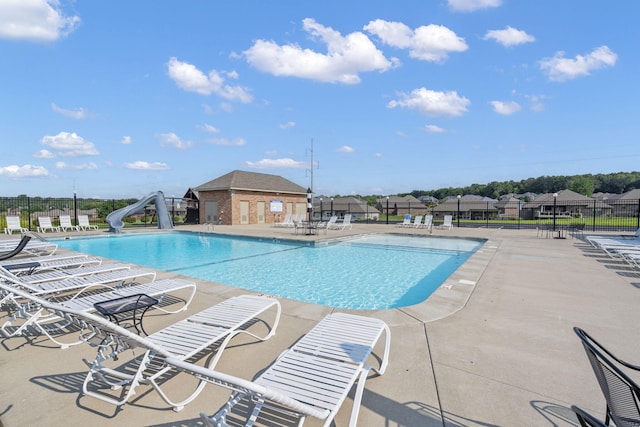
[{"left": 1, "top": 0, "right": 638, "bottom": 199}]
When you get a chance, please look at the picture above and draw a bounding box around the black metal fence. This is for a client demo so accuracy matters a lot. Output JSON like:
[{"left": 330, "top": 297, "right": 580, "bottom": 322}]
[{"left": 0, "top": 195, "right": 198, "bottom": 232}]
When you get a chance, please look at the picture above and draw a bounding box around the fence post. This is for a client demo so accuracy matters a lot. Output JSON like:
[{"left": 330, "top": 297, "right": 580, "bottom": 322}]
[
  {"left": 73, "top": 192, "right": 78, "bottom": 226},
  {"left": 27, "top": 196, "right": 32, "bottom": 231},
  {"left": 637, "top": 199, "right": 640, "bottom": 230},
  {"left": 591, "top": 199, "right": 596, "bottom": 232},
  {"left": 486, "top": 201, "right": 489, "bottom": 228}
]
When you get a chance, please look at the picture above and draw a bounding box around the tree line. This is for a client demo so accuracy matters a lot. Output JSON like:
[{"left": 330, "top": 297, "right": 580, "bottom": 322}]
[{"left": 408, "top": 171, "right": 640, "bottom": 201}]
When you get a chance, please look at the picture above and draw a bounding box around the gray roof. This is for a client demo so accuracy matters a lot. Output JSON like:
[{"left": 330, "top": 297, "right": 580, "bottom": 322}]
[{"left": 194, "top": 170, "right": 307, "bottom": 194}]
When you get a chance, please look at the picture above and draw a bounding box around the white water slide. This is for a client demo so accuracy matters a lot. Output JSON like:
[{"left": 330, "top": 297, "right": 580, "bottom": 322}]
[{"left": 106, "top": 191, "right": 174, "bottom": 232}]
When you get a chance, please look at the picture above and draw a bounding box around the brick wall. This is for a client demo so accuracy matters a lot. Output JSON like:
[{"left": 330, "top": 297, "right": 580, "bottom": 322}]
[{"left": 198, "top": 190, "right": 305, "bottom": 225}]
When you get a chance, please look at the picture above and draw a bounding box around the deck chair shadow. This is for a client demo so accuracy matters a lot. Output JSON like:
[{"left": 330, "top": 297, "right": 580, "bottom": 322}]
[
  {"left": 4, "top": 216, "right": 28, "bottom": 234},
  {"left": 574, "top": 327, "right": 640, "bottom": 427},
  {"left": 0, "top": 281, "right": 281, "bottom": 412},
  {"left": 171, "top": 311, "right": 391, "bottom": 426},
  {"left": 37, "top": 216, "right": 61, "bottom": 233},
  {"left": 59, "top": 215, "right": 79, "bottom": 232},
  {"left": 78, "top": 215, "right": 99, "bottom": 231}
]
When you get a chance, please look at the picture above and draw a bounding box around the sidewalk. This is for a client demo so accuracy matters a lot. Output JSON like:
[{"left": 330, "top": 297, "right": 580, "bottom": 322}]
[{"left": 1, "top": 225, "right": 638, "bottom": 426}]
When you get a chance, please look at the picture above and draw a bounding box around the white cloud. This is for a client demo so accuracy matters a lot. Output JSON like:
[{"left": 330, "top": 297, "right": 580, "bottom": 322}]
[
  {"left": 244, "top": 18, "right": 395, "bottom": 84},
  {"left": 490, "top": 100, "right": 521, "bottom": 115},
  {"left": 0, "top": 164, "right": 49, "bottom": 177},
  {"left": 157, "top": 132, "right": 193, "bottom": 150},
  {"left": 0, "top": 0, "right": 80, "bottom": 42},
  {"left": 125, "top": 161, "right": 170, "bottom": 170},
  {"left": 374, "top": 152, "right": 383, "bottom": 158},
  {"left": 484, "top": 26, "right": 535, "bottom": 47},
  {"left": 198, "top": 124, "right": 220, "bottom": 133},
  {"left": 120, "top": 136, "right": 132, "bottom": 144},
  {"left": 166, "top": 57, "right": 253, "bottom": 103},
  {"left": 244, "top": 158, "right": 307, "bottom": 169},
  {"left": 33, "top": 149, "right": 54, "bottom": 158},
  {"left": 448, "top": 0, "right": 502, "bottom": 12},
  {"left": 539, "top": 45, "right": 617, "bottom": 82},
  {"left": 40, "top": 131, "right": 99, "bottom": 156},
  {"left": 55, "top": 161, "right": 98, "bottom": 170},
  {"left": 208, "top": 137, "right": 246, "bottom": 146},
  {"left": 364, "top": 20, "right": 468, "bottom": 62},
  {"left": 425, "top": 124, "right": 446, "bottom": 133},
  {"left": 337, "top": 146, "right": 355, "bottom": 153},
  {"left": 388, "top": 87, "right": 470, "bottom": 117},
  {"left": 526, "top": 94, "right": 546, "bottom": 112},
  {"left": 51, "top": 103, "right": 91, "bottom": 119},
  {"left": 279, "top": 121, "right": 296, "bottom": 129}
]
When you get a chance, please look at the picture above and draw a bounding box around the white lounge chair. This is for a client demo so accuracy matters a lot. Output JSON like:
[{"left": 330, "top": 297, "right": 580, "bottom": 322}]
[
  {"left": 397, "top": 214, "right": 411, "bottom": 227},
  {"left": 4, "top": 216, "right": 28, "bottom": 234},
  {"left": 419, "top": 214, "right": 433, "bottom": 230},
  {"left": 59, "top": 215, "right": 79, "bottom": 232},
  {"left": 0, "top": 253, "right": 101, "bottom": 275},
  {"left": 37, "top": 216, "right": 61, "bottom": 233},
  {"left": 274, "top": 213, "right": 293, "bottom": 228},
  {"left": 0, "top": 277, "right": 197, "bottom": 348},
  {"left": 411, "top": 215, "right": 423, "bottom": 228},
  {"left": 21, "top": 262, "right": 133, "bottom": 285},
  {"left": 438, "top": 215, "right": 453, "bottom": 230},
  {"left": 173, "top": 312, "right": 390, "bottom": 426},
  {"left": 0, "top": 264, "right": 156, "bottom": 298},
  {"left": 329, "top": 214, "right": 352, "bottom": 231},
  {"left": 0, "top": 283, "right": 282, "bottom": 411},
  {"left": 78, "top": 215, "right": 99, "bottom": 231},
  {"left": 0, "top": 237, "right": 58, "bottom": 256}
]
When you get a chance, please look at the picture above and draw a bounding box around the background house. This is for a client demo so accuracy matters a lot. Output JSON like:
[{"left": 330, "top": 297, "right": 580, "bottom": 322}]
[
  {"left": 375, "top": 195, "right": 428, "bottom": 217},
  {"left": 194, "top": 170, "right": 308, "bottom": 225},
  {"left": 313, "top": 196, "right": 380, "bottom": 221},
  {"left": 521, "top": 189, "right": 612, "bottom": 220}
]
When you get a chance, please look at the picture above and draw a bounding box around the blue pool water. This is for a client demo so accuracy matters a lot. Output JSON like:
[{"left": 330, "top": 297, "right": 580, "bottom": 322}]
[{"left": 54, "top": 233, "right": 483, "bottom": 310}]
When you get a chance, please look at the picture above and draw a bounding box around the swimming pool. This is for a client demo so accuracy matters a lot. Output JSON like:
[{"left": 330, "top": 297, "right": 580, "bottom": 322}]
[{"left": 54, "top": 232, "right": 483, "bottom": 310}]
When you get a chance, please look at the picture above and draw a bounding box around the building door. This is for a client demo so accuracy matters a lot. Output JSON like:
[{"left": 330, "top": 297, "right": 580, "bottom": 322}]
[
  {"left": 257, "top": 201, "right": 265, "bottom": 224},
  {"left": 240, "top": 200, "right": 249, "bottom": 224},
  {"left": 286, "top": 202, "right": 293, "bottom": 218},
  {"left": 204, "top": 201, "right": 218, "bottom": 224},
  {"left": 296, "top": 202, "right": 307, "bottom": 221}
]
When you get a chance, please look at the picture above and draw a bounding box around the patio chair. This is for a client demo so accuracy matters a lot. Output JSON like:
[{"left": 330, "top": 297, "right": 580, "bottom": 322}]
[
  {"left": 0, "top": 236, "right": 58, "bottom": 256},
  {"left": 0, "top": 235, "right": 32, "bottom": 261},
  {"left": 59, "top": 215, "right": 79, "bottom": 232},
  {"left": 329, "top": 214, "right": 352, "bottom": 231},
  {"left": 0, "top": 277, "right": 197, "bottom": 348},
  {"left": 0, "top": 264, "right": 156, "bottom": 299},
  {"left": 419, "top": 214, "right": 433, "bottom": 230},
  {"left": 574, "top": 327, "right": 640, "bottom": 427},
  {"left": 37, "top": 216, "right": 61, "bottom": 233},
  {"left": 78, "top": 215, "right": 99, "bottom": 231},
  {"left": 396, "top": 214, "right": 411, "bottom": 227},
  {"left": 21, "top": 262, "right": 133, "bottom": 285},
  {"left": 0, "top": 253, "right": 101, "bottom": 275},
  {"left": 4, "top": 216, "right": 28, "bottom": 234},
  {"left": 438, "top": 215, "right": 453, "bottom": 230},
  {"left": 172, "top": 312, "right": 390, "bottom": 426},
  {"left": 0, "top": 281, "right": 278, "bottom": 411},
  {"left": 572, "top": 406, "right": 608, "bottom": 427},
  {"left": 411, "top": 215, "right": 423, "bottom": 228},
  {"left": 273, "top": 213, "right": 293, "bottom": 228}
]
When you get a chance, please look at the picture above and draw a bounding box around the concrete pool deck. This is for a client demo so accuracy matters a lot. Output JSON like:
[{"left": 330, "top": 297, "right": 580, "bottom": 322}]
[{"left": 1, "top": 224, "right": 639, "bottom": 426}]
